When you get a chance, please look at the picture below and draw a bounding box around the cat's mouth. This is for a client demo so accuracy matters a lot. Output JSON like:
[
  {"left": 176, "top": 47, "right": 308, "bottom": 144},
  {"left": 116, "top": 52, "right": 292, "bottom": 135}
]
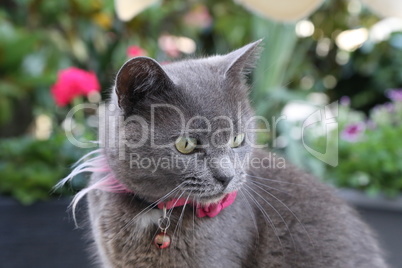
[
  {"left": 196, "top": 193, "right": 227, "bottom": 205},
  {"left": 160, "top": 192, "right": 229, "bottom": 208},
  {"left": 181, "top": 174, "right": 246, "bottom": 205},
  {"left": 180, "top": 187, "right": 228, "bottom": 205}
]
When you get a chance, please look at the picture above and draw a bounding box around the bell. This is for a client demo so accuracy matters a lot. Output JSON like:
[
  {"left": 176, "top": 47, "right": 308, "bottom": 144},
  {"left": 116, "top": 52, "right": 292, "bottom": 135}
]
[{"left": 154, "top": 232, "right": 171, "bottom": 249}]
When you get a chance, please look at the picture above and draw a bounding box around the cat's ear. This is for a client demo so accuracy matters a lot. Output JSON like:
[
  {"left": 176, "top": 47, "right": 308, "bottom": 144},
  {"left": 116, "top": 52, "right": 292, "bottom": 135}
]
[
  {"left": 115, "top": 57, "right": 174, "bottom": 110},
  {"left": 223, "top": 39, "right": 263, "bottom": 80}
]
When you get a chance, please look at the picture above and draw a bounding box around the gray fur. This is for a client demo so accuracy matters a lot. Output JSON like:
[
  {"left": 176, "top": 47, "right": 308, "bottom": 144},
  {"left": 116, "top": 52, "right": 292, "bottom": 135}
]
[{"left": 87, "top": 40, "right": 387, "bottom": 267}]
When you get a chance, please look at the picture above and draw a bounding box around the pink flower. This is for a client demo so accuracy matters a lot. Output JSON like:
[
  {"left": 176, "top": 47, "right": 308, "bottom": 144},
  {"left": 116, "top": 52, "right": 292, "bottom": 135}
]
[
  {"left": 373, "top": 102, "right": 395, "bottom": 113},
  {"left": 183, "top": 5, "right": 212, "bottom": 29},
  {"left": 341, "top": 123, "right": 365, "bottom": 142},
  {"left": 386, "top": 89, "right": 402, "bottom": 102},
  {"left": 51, "top": 67, "right": 100, "bottom": 107},
  {"left": 158, "top": 35, "right": 182, "bottom": 58},
  {"left": 126, "top": 45, "right": 147, "bottom": 58},
  {"left": 340, "top": 96, "right": 350, "bottom": 106}
]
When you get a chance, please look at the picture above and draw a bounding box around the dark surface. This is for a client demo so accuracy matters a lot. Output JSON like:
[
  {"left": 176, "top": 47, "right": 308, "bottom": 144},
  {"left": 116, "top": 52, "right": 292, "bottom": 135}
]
[
  {"left": 0, "top": 197, "right": 91, "bottom": 268},
  {"left": 1, "top": 197, "right": 401, "bottom": 268},
  {"left": 357, "top": 207, "right": 402, "bottom": 268}
]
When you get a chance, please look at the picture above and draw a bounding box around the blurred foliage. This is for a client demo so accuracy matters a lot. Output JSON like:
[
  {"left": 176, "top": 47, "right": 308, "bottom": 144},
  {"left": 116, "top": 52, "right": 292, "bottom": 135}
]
[
  {"left": 0, "top": 0, "right": 254, "bottom": 204},
  {"left": 250, "top": 0, "right": 402, "bottom": 197},
  {"left": 1, "top": 0, "right": 402, "bottom": 204},
  {"left": 253, "top": 0, "right": 402, "bottom": 117},
  {"left": 0, "top": 131, "right": 89, "bottom": 204},
  {"left": 307, "top": 95, "right": 402, "bottom": 197}
]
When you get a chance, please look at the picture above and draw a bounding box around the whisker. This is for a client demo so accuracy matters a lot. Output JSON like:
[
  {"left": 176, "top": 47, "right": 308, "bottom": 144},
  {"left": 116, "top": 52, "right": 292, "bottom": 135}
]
[
  {"left": 246, "top": 181, "right": 316, "bottom": 250},
  {"left": 146, "top": 225, "right": 164, "bottom": 254},
  {"left": 115, "top": 193, "right": 173, "bottom": 239},
  {"left": 192, "top": 195, "right": 196, "bottom": 249},
  {"left": 172, "top": 192, "right": 192, "bottom": 242},
  {"left": 242, "top": 187, "right": 284, "bottom": 255},
  {"left": 115, "top": 182, "right": 187, "bottom": 238},
  {"left": 238, "top": 190, "right": 260, "bottom": 248},
  {"left": 244, "top": 184, "right": 296, "bottom": 251},
  {"left": 245, "top": 173, "right": 307, "bottom": 187},
  {"left": 247, "top": 179, "right": 292, "bottom": 196},
  {"left": 167, "top": 191, "right": 186, "bottom": 219},
  {"left": 134, "top": 182, "right": 186, "bottom": 222}
]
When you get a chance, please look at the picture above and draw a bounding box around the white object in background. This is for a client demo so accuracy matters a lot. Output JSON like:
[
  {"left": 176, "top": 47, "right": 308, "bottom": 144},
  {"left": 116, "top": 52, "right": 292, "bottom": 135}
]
[
  {"left": 336, "top": 28, "right": 369, "bottom": 52},
  {"left": 158, "top": 35, "right": 196, "bottom": 57},
  {"left": 235, "top": 0, "right": 325, "bottom": 22},
  {"left": 115, "top": 0, "right": 159, "bottom": 21},
  {"left": 295, "top": 20, "right": 315, "bottom": 37},
  {"left": 282, "top": 101, "right": 317, "bottom": 122},
  {"left": 361, "top": 0, "right": 402, "bottom": 19},
  {"left": 370, "top": 17, "right": 402, "bottom": 43}
]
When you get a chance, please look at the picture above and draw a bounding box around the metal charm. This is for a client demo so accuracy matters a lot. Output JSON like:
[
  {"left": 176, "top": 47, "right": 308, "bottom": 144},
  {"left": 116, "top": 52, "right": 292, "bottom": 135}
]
[
  {"left": 154, "top": 232, "right": 171, "bottom": 249},
  {"left": 155, "top": 205, "right": 171, "bottom": 249}
]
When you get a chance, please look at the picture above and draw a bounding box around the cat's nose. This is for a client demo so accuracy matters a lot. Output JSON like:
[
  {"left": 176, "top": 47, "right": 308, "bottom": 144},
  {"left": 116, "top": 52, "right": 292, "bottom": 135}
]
[{"left": 215, "top": 175, "right": 234, "bottom": 187}]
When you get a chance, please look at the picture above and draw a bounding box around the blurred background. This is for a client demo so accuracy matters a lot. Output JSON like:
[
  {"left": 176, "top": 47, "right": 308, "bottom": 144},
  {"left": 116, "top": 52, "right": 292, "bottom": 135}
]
[{"left": 1, "top": 0, "right": 402, "bottom": 267}]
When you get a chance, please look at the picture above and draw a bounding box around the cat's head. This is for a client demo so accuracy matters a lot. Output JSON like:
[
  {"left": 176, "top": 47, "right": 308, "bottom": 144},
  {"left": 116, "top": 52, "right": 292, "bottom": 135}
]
[{"left": 103, "top": 40, "right": 262, "bottom": 204}]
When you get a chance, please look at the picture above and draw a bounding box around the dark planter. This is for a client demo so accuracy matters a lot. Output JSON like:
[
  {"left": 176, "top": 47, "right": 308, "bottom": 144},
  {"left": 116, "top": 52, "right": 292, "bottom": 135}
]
[
  {"left": 1, "top": 191, "right": 401, "bottom": 268},
  {"left": 338, "top": 189, "right": 402, "bottom": 268},
  {"left": 0, "top": 197, "right": 91, "bottom": 268}
]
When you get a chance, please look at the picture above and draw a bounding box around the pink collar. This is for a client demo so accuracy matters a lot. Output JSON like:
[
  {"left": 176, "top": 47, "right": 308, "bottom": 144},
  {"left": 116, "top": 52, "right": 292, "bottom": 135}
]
[
  {"left": 78, "top": 169, "right": 237, "bottom": 218},
  {"left": 63, "top": 152, "right": 237, "bottom": 220},
  {"left": 157, "top": 192, "right": 237, "bottom": 218}
]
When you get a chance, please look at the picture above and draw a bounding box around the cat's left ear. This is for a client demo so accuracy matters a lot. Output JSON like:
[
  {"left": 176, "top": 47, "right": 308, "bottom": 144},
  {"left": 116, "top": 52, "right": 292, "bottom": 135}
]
[
  {"left": 115, "top": 57, "right": 174, "bottom": 111},
  {"left": 223, "top": 39, "right": 263, "bottom": 80}
]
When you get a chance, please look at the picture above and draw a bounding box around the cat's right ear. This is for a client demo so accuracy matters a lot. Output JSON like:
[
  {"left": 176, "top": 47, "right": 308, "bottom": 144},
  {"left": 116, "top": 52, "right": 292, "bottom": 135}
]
[
  {"left": 223, "top": 39, "right": 263, "bottom": 81},
  {"left": 115, "top": 57, "right": 174, "bottom": 111}
]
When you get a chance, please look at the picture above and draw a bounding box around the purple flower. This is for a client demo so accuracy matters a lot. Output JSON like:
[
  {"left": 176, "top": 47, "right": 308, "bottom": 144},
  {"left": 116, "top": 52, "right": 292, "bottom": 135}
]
[
  {"left": 372, "top": 102, "right": 394, "bottom": 114},
  {"left": 341, "top": 123, "right": 365, "bottom": 142},
  {"left": 386, "top": 89, "right": 402, "bottom": 102},
  {"left": 384, "top": 102, "right": 395, "bottom": 112},
  {"left": 340, "top": 96, "right": 350, "bottom": 106}
]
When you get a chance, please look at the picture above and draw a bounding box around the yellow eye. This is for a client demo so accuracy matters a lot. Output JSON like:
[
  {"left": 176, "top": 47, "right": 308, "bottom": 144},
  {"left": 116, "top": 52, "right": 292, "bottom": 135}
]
[
  {"left": 229, "top": 133, "right": 245, "bottom": 148},
  {"left": 175, "top": 137, "right": 197, "bottom": 154}
]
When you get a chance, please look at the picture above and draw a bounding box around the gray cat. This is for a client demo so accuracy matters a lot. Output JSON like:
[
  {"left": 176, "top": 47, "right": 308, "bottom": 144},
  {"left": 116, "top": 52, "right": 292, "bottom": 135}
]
[{"left": 62, "top": 40, "right": 387, "bottom": 267}]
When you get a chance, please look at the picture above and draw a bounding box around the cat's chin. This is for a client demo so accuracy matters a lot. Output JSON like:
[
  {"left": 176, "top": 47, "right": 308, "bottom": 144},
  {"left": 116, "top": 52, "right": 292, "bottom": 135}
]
[
  {"left": 196, "top": 179, "right": 245, "bottom": 205},
  {"left": 196, "top": 193, "right": 227, "bottom": 206}
]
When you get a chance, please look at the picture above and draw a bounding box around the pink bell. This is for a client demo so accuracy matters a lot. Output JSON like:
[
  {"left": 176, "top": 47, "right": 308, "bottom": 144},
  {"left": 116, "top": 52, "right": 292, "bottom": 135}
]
[{"left": 154, "top": 232, "right": 171, "bottom": 249}]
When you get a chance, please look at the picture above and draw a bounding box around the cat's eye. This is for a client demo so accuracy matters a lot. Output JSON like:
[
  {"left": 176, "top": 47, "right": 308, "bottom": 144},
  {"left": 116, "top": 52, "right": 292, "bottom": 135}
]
[
  {"left": 229, "top": 133, "right": 245, "bottom": 148},
  {"left": 175, "top": 137, "right": 197, "bottom": 154}
]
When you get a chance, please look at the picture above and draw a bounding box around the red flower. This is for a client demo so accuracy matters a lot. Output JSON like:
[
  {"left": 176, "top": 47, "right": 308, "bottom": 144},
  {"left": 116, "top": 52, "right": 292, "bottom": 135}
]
[
  {"left": 126, "top": 45, "right": 147, "bottom": 58},
  {"left": 51, "top": 67, "right": 100, "bottom": 107}
]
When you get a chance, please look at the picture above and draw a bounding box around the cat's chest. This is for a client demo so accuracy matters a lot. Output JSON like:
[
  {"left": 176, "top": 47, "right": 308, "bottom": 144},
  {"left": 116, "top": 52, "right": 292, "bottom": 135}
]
[{"left": 89, "top": 192, "right": 255, "bottom": 268}]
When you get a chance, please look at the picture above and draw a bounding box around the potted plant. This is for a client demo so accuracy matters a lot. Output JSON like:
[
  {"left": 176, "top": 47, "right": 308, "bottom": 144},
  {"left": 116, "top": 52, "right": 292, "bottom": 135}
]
[{"left": 303, "top": 91, "right": 402, "bottom": 267}]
